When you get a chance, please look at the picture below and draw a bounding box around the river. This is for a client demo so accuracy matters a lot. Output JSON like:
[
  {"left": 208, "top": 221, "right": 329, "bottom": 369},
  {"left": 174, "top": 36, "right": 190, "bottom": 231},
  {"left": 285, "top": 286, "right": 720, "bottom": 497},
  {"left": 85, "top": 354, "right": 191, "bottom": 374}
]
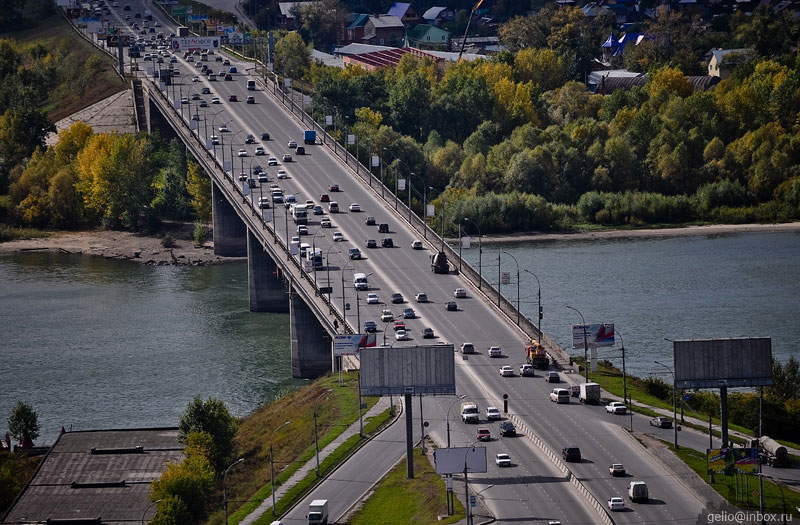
[{"left": 2, "top": 231, "right": 798, "bottom": 445}]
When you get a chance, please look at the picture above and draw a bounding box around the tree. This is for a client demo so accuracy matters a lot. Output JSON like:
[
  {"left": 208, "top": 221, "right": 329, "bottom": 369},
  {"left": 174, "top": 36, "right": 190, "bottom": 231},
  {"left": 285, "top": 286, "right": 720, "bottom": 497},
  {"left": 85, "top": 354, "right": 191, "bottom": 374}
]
[
  {"left": 514, "top": 48, "right": 569, "bottom": 93},
  {"left": 150, "top": 454, "right": 214, "bottom": 521},
  {"left": 497, "top": 10, "right": 552, "bottom": 51},
  {"left": 185, "top": 162, "right": 211, "bottom": 222},
  {"left": 8, "top": 401, "right": 40, "bottom": 446},
  {"left": 387, "top": 70, "right": 431, "bottom": 139},
  {"left": 274, "top": 32, "right": 311, "bottom": 80},
  {"left": 178, "top": 397, "right": 237, "bottom": 472},
  {"left": 295, "top": 0, "right": 349, "bottom": 53},
  {"left": 768, "top": 356, "right": 800, "bottom": 402},
  {"left": 150, "top": 495, "right": 193, "bottom": 525}
]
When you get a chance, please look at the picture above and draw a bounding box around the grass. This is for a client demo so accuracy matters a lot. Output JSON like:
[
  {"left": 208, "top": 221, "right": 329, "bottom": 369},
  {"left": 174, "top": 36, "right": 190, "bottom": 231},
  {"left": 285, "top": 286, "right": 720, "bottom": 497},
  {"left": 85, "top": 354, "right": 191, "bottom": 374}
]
[
  {"left": 347, "top": 449, "right": 464, "bottom": 525},
  {"left": 662, "top": 439, "right": 800, "bottom": 519},
  {"left": 0, "top": 225, "right": 51, "bottom": 243}
]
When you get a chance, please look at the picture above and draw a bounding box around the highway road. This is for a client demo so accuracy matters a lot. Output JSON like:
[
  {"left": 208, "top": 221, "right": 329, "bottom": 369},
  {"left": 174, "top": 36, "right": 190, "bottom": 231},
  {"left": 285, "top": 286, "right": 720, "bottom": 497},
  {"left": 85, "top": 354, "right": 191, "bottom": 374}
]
[{"left": 74, "top": 5, "right": 793, "bottom": 522}]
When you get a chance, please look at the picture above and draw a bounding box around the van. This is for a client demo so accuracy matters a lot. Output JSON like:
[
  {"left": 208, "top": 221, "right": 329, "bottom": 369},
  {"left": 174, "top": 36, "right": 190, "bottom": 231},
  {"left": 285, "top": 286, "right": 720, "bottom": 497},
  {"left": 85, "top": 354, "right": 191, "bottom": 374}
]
[
  {"left": 247, "top": 79, "right": 256, "bottom": 90},
  {"left": 353, "top": 272, "right": 368, "bottom": 290},
  {"left": 296, "top": 146, "right": 305, "bottom": 155},
  {"left": 628, "top": 481, "right": 648, "bottom": 502},
  {"left": 460, "top": 342, "right": 475, "bottom": 354},
  {"left": 550, "top": 388, "right": 570, "bottom": 404},
  {"left": 328, "top": 201, "right": 339, "bottom": 213},
  {"left": 461, "top": 402, "right": 479, "bottom": 423}
]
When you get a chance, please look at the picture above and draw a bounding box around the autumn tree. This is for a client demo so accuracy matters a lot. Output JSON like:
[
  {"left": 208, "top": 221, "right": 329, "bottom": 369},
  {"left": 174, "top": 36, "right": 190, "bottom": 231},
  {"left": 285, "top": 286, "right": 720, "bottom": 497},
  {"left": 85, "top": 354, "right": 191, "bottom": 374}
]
[
  {"left": 274, "top": 32, "right": 311, "bottom": 79},
  {"left": 185, "top": 161, "right": 211, "bottom": 222}
]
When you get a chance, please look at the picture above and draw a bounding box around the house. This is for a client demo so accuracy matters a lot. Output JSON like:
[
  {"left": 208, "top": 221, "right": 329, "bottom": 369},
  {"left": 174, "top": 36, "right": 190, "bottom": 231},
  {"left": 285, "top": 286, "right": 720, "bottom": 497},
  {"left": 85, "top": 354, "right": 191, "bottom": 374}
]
[
  {"left": 344, "top": 13, "right": 369, "bottom": 45},
  {"left": 706, "top": 48, "right": 755, "bottom": 79},
  {"left": 387, "top": 2, "right": 420, "bottom": 24},
  {"left": 277, "top": 1, "right": 322, "bottom": 28},
  {"left": 407, "top": 24, "right": 450, "bottom": 50},
  {"left": 363, "top": 15, "right": 405, "bottom": 47},
  {"left": 341, "top": 46, "right": 441, "bottom": 71},
  {"left": 422, "top": 6, "right": 455, "bottom": 26}
]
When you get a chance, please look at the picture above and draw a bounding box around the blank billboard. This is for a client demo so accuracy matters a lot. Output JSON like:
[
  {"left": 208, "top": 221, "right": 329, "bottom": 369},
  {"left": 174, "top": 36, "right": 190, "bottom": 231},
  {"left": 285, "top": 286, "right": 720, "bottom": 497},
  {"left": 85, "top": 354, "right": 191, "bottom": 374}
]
[
  {"left": 673, "top": 337, "right": 772, "bottom": 388},
  {"left": 359, "top": 344, "right": 456, "bottom": 396},
  {"left": 434, "top": 446, "right": 487, "bottom": 475}
]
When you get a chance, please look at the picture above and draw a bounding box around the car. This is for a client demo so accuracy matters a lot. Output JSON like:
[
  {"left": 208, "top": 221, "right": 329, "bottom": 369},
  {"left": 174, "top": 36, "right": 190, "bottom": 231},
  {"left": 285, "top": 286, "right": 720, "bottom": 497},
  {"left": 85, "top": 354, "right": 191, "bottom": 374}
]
[
  {"left": 381, "top": 237, "right": 394, "bottom": 248},
  {"left": 252, "top": 165, "right": 263, "bottom": 175},
  {"left": 395, "top": 329, "right": 408, "bottom": 341},
  {"left": 499, "top": 421, "right": 517, "bottom": 436},
  {"left": 288, "top": 140, "right": 297, "bottom": 148},
  {"left": 550, "top": 388, "right": 570, "bottom": 403},
  {"left": 415, "top": 292, "right": 428, "bottom": 303},
  {"left": 268, "top": 157, "right": 278, "bottom": 166},
  {"left": 445, "top": 301, "right": 457, "bottom": 311},
  {"left": 422, "top": 327, "right": 434, "bottom": 338},
  {"left": 296, "top": 146, "right": 305, "bottom": 155},
  {"left": 366, "top": 293, "right": 379, "bottom": 304},
  {"left": 348, "top": 247, "right": 361, "bottom": 260},
  {"left": 569, "top": 385, "right": 580, "bottom": 397},
  {"left": 495, "top": 453, "right": 512, "bottom": 467},
  {"left": 319, "top": 194, "right": 330, "bottom": 202},
  {"left": 218, "top": 69, "right": 227, "bottom": 76},
  {"left": 255, "top": 146, "right": 265, "bottom": 155},
  {"left": 223, "top": 59, "right": 230, "bottom": 65},
  {"left": 201, "top": 87, "right": 211, "bottom": 94},
  {"left": 411, "top": 240, "right": 423, "bottom": 250},
  {"left": 297, "top": 225, "right": 308, "bottom": 235},
  {"left": 488, "top": 346, "right": 502, "bottom": 357},
  {"left": 305, "top": 200, "right": 315, "bottom": 209},
  {"left": 606, "top": 401, "right": 627, "bottom": 415},
  {"left": 520, "top": 364, "right": 535, "bottom": 376},
  {"left": 224, "top": 73, "right": 233, "bottom": 81},
  {"left": 402, "top": 307, "right": 415, "bottom": 319},
  {"left": 329, "top": 202, "right": 339, "bottom": 213},
  {"left": 320, "top": 218, "right": 331, "bottom": 228},
  {"left": 238, "top": 173, "right": 249, "bottom": 182},
  {"left": 271, "top": 192, "right": 284, "bottom": 203},
  {"left": 477, "top": 428, "right": 491, "bottom": 441},
  {"left": 365, "top": 216, "right": 376, "bottom": 226},
  {"left": 390, "top": 293, "right": 404, "bottom": 304},
  {"left": 247, "top": 96, "right": 255, "bottom": 104},
  {"left": 486, "top": 406, "right": 501, "bottom": 420},
  {"left": 349, "top": 203, "right": 360, "bottom": 212},
  {"left": 609, "top": 463, "right": 626, "bottom": 476},
  {"left": 562, "top": 446, "right": 581, "bottom": 462},
  {"left": 283, "top": 194, "right": 296, "bottom": 207},
  {"left": 454, "top": 288, "right": 467, "bottom": 298},
  {"left": 392, "top": 321, "right": 406, "bottom": 331},
  {"left": 329, "top": 184, "right": 340, "bottom": 192},
  {"left": 229, "top": 66, "right": 237, "bottom": 73},
  {"left": 380, "top": 309, "right": 393, "bottom": 322},
  {"left": 282, "top": 154, "right": 292, "bottom": 162},
  {"left": 245, "top": 134, "right": 256, "bottom": 144},
  {"left": 211, "top": 96, "right": 220, "bottom": 104},
  {"left": 191, "top": 113, "right": 200, "bottom": 121},
  {"left": 546, "top": 371, "right": 560, "bottom": 383},
  {"left": 363, "top": 320, "right": 377, "bottom": 332},
  {"left": 215, "top": 56, "right": 222, "bottom": 62},
  {"left": 228, "top": 94, "right": 238, "bottom": 102},
  {"left": 333, "top": 231, "right": 344, "bottom": 242},
  {"left": 191, "top": 75, "right": 200, "bottom": 82},
  {"left": 378, "top": 223, "right": 389, "bottom": 233},
  {"left": 277, "top": 169, "right": 287, "bottom": 179},
  {"left": 313, "top": 205, "right": 323, "bottom": 215},
  {"left": 650, "top": 416, "right": 673, "bottom": 428},
  {"left": 238, "top": 149, "right": 248, "bottom": 157},
  {"left": 608, "top": 497, "right": 625, "bottom": 511},
  {"left": 258, "top": 173, "right": 268, "bottom": 183},
  {"left": 209, "top": 135, "right": 220, "bottom": 145},
  {"left": 199, "top": 100, "right": 208, "bottom": 107},
  {"left": 180, "top": 96, "right": 189, "bottom": 104},
  {"left": 261, "top": 132, "right": 270, "bottom": 140},
  {"left": 500, "top": 366, "right": 514, "bottom": 377},
  {"left": 366, "top": 239, "right": 377, "bottom": 248}
]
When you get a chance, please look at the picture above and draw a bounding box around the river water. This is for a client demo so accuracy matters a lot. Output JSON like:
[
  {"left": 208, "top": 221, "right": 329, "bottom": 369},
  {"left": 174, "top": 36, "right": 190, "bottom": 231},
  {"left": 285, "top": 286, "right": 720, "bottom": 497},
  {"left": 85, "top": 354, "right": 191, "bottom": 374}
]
[{"left": 2, "top": 231, "right": 798, "bottom": 444}]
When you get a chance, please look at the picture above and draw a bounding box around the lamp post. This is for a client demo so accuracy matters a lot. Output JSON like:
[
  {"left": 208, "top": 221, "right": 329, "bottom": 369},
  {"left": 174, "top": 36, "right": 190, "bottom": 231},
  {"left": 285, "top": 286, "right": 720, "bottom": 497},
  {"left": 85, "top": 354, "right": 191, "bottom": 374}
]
[
  {"left": 270, "top": 420, "right": 292, "bottom": 516},
  {"left": 654, "top": 361, "right": 678, "bottom": 449},
  {"left": 325, "top": 242, "right": 339, "bottom": 306},
  {"left": 446, "top": 394, "right": 467, "bottom": 448},
  {"left": 311, "top": 227, "right": 325, "bottom": 292},
  {"left": 566, "top": 305, "right": 589, "bottom": 382},
  {"left": 463, "top": 218, "right": 481, "bottom": 289},
  {"left": 462, "top": 440, "right": 480, "bottom": 525},
  {"left": 340, "top": 257, "right": 356, "bottom": 330},
  {"left": 314, "top": 389, "right": 334, "bottom": 476},
  {"left": 501, "top": 251, "right": 520, "bottom": 324},
  {"left": 223, "top": 458, "right": 244, "bottom": 524},
  {"left": 616, "top": 329, "right": 632, "bottom": 430},
  {"left": 522, "top": 269, "right": 542, "bottom": 343},
  {"left": 141, "top": 499, "right": 162, "bottom": 524}
]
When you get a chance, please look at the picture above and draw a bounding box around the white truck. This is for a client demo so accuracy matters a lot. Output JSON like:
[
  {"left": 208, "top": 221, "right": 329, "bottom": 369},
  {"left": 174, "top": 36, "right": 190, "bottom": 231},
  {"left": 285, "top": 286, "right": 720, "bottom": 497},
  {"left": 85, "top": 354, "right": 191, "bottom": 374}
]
[
  {"left": 307, "top": 499, "right": 328, "bottom": 524},
  {"left": 291, "top": 204, "right": 308, "bottom": 224},
  {"left": 579, "top": 382, "right": 601, "bottom": 405},
  {"left": 461, "top": 402, "right": 479, "bottom": 423},
  {"left": 628, "top": 481, "right": 648, "bottom": 502}
]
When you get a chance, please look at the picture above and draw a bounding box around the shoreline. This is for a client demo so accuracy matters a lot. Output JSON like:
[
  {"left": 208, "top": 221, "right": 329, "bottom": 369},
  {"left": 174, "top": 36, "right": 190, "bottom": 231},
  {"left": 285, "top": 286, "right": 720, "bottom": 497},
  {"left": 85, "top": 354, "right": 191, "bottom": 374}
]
[{"left": 1, "top": 222, "right": 798, "bottom": 265}]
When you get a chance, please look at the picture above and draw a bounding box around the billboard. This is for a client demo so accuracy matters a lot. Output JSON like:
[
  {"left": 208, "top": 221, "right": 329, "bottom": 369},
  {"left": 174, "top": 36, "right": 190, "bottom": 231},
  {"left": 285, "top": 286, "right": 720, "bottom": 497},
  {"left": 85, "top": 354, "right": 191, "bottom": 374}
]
[
  {"left": 571, "top": 323, "right": 615, "bottom": 348},
  {"left": 434, "top": 446, "right": 487, "bottom": 475},
  {"left": 707, "top": 448, "right": 760, "bottom": 475},
  {"left": 188, "top": 14, "right": 208, "bottom": 21},
  {"left": 674, "top": 337, "right": 772, "bottom": 388},
  {"left": 359, "top": 344, "right": 456, "bottom": 396},
  {"left": 333, "top": 334, "right": 376, "bottom": 355},
  {"left": 171, "top": 37, "right": 220, "bottom": 51}
]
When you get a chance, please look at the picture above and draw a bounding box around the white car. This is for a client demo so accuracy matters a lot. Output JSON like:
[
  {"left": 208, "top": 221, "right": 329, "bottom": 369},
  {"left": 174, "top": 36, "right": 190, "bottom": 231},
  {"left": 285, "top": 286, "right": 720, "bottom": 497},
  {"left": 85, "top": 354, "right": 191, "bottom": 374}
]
[
  {"left": 237, "top": 149, "right": 248, "bottom": 157},
  {"left": 288, "top": 139, "right": 297, "bottom": 148},
  {"left": 268, "top": 157, "right": 278, "bottom": 166},
  {"left": 411, "top": 240, "right": 423, "bottom": 250},
  {"left": 349, "top": 203, "right": 361, "bottom": 212},
  {"left": 486, "top": 406, "right": 501, "bottom": 420},
  {"left": 366, "top": 293, "right": 379, "bottom": 304},
  {"left": 333, "top": 231, "right": 344, "bottom": 242},
  {"left": 219, "top": 124, "right": 229, "bottom": 132},
  {"left": 415, "top": 292, "right": 428, "bottom": 303},
  {"left": 488, "top": 346, "right": 502, "bottom": 357},
  {"left": 297, "top": 225, "right": 308, "bottom": 235},
  {"left": 191, "top": 75, "right": 200, "bottom": 82},
  {"left": 520, "top": 364, "right": 535, "bottom": 376},
  {"left": 606, "top": 401, "right": 627, "bottom": 415},
  {"left": 454, "top": 288, "right": 467, "bottom": 298},
  {"left": 320, "top": 217, "right": 331, "bottom": 228},
  {"left": 291, "top": 235, "right": 300, "bottom": 244},
  {"left": 608, "top": 497, "right": 625, "bottom": 511},
  {"left": 499, "top": 366, "right": 514, "bottom": 377},
  {"left": 209, "top": 135, "right": 219, "bottom": 145},
  {"left": 495, "top": 453, "right": 512, "bottom": 467},
  {"left": 282, "top": 153, "right": 292, "bottom": 162},
  {"left": 380, "top": 309, "right": 393, "bottom": 322},
  {"left": 255, "top": 146, "right": 265, "bottom": 155},
  {"left": 211, "top": 96, "right": 220, "bottom": 104},
  {"left": 395, "top": 329, "right": 408, "bottom": 341},
  {"left": 181, "top": 96, "right": 189, "bottom": 104},
  {"left": 277, "top": 169, "right": 287, "bottom": 179}
]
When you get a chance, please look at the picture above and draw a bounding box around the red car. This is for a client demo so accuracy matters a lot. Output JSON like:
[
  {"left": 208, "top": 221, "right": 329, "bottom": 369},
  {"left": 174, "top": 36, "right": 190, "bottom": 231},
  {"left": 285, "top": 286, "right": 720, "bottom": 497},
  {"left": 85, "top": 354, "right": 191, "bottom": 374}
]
[
  {"left": 477, "top": 428, "right": 491, "bottom": 441},
  {"left": 393, "top": 321, "right": 406, "bottom": 331},
  {"left": 319, "top": 194, "right": 330, "bottom": 202},
  {"left": 229, "top": 94, "right": 238, "bottom": 102},
  {"left": 329, "top": 184, "right": 340, "bottom": 192}
]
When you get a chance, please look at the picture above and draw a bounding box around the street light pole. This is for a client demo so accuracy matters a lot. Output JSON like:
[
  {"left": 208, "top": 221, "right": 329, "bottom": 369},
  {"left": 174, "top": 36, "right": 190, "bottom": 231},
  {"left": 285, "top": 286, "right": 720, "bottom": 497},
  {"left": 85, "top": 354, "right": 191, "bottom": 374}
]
[
  {"left": 446, "top": 395, "right": 466, "bottom": 448},
  {"left": 270, "top": 420, "right": 292, "bottom": 516},
  {"left": 522, "top": 269, "right": 541, "bottom": 343},
  {"left": 314, "top": 389, "right": 334, "bottom": 477},
  {"left": 223, "top": 458, "right": 244, "bottom": 524},
  {"left": 654, "top": 360, "right": 678, "bottom": 449},
  {"left": 463, "top": 218, "right": 481, "bottom": 289},
  {"left": 566, "top": 305, "right": 589, "bottom": 382},
  {"left": 502, "top": 251, "right": 520, "bottom": 324},
  {"left": 141, "top": 498, "right": 162, "bottom": 524}
]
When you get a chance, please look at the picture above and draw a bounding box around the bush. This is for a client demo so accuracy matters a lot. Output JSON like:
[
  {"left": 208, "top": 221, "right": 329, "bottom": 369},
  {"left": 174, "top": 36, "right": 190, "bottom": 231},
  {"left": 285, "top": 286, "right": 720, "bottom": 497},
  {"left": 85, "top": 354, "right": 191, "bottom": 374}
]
[
  {"left": 695, "top": 180, "right": 756, "bottom": 216},
  {"left": 642, "top": 377, "right": 672, "bottom": 400},
  {"left": 150, "top": 456, "right": 213, "bottom": 522},
  {"left": 161, "top": 235, "right": 176, "bottom": 248},
  {"left": 193, "top": 220, "right": 206, "bottom": 246},
  {"left": 151, "top": 494, "right": 193, "bottom": 524}
]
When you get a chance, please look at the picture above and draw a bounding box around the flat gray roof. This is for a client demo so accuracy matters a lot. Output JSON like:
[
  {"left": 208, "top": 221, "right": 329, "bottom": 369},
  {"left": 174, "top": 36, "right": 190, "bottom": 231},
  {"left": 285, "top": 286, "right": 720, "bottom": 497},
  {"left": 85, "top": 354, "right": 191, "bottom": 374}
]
[{"left": 4, "top": 428, "right": 184, "bottom": 524}]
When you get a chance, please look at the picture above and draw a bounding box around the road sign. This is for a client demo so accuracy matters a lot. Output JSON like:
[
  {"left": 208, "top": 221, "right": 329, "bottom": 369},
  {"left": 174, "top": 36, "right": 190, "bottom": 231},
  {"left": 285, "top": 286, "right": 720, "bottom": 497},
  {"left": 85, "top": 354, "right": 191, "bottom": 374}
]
[
  {"left": 319, "top": 286, "right": 332, "bottom": 294},
  {"left": 501, "top": 271, "right": 510, "bottom": 285},
  {"left": 470, "top": 495, "right": 476, "bottom": 507},
  {"left": 172, "top": 5, "right": 188, "bottom": 16}
]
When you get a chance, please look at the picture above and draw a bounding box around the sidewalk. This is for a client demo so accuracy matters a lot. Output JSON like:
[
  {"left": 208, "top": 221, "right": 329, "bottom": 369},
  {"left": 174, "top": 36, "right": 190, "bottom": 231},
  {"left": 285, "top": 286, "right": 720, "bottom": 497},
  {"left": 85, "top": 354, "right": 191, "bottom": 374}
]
[{"left": 239, "top": 396, "right": 392, "bottom": 524}]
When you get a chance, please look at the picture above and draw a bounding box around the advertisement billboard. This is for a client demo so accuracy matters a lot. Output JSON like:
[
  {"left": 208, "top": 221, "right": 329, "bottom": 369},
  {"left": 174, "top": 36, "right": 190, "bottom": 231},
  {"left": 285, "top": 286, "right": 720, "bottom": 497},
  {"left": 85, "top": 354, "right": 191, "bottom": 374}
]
[
  {"left": 434, "top": 446, "right": 487, "bottom": 475},
  {"left": 188, "top": 14, "right": 208, "bottom": 21},
  {"left": 571, "top": 323, "right": 615, "bottom": 348},
  {"left": 359, "top": 344, "right": 456, "bottom": 396},
  {"left": 171, "top": 36, "right": 220, "bottom": 51},
  {"left": 674, "top": 337, "right": 772, "bottom": 389},
  {"left": 333, "top": 334, "right": 376, "bottom": 355},
  {"left": 707, "top": 448, "right": 760, "bottom": 475}
]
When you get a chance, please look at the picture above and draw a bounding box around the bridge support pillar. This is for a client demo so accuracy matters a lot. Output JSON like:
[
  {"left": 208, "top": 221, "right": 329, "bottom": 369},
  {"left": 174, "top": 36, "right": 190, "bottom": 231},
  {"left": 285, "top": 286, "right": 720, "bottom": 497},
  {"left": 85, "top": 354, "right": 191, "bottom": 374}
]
[
  {"left": 248, "top": 231, "right": 289, "bottom": 313},
  {"left": 212, "top": 181, "right": 247, "bottom": 257},
  {"left": 289, "top": 281, "right": 332, "bottom": 379}
]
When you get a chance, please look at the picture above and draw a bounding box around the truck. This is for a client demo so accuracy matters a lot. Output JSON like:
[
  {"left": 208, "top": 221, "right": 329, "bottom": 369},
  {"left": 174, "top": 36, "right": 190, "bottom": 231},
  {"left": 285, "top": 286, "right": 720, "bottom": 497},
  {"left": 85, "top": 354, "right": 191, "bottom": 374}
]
[
  {"left": 291, "top": 204, "right": 308, "bottom": 224},
  {"left": 753, "top": 436, "right": 791, "bottom": 467},
  {"left": 303, "top": 130, "right": 316, "bottom": 144},
  {"left": 247, "top": 79, "right": 256, "bottom": 90},
  {"left": 307, "top": 499, "right": 328, "bottom": 525},
  {"left": 525, "top": 340, "right": 550, "bottom": 369},
  {"left": 431, "top": 251, "right": 449, "bottom": 273},
  {"left": 579, "top": 382, "right": 601, "bottom": 405},
  {"left": 461, "top": 402, "right": 479, "bottom": 423},
  {"left": 143, "top": 9, "right": 152, "bottom": 20},
  {"left": 628, "top": 481, "right": 648, "bottom": 502}
]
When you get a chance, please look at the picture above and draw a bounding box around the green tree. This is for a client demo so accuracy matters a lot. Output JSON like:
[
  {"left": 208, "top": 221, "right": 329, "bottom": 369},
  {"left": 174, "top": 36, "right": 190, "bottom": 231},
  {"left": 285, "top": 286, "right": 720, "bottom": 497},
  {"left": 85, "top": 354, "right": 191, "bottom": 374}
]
[
  {"left": 767, "top": 356, "right": 800, "bottom": 402},
  {"left": 150, "top": 454, "right": 214, "bottom": 521},
  {"left": 185, "top": 162, "right": 211, "bottom": 222},
  {"left": 275, "top": 32, "right": 311, "bottom": 80},
  {"left": 294, "top": 0, "right": 349, "bottom": 53},
  {"left": 497, "top": 9, "right": 552, "bottom": 51},
  {"left": 178, "top": 397, "right": 237, "bottom": 472},
  {"left": 387, "top": 70, "right": 431, "bottom": 140},
  {"left": 150, "top": 494, "right": 193, "bottom": 524},
  {"left": 8, "top": 401, "right": 40, "bottom": 446}
]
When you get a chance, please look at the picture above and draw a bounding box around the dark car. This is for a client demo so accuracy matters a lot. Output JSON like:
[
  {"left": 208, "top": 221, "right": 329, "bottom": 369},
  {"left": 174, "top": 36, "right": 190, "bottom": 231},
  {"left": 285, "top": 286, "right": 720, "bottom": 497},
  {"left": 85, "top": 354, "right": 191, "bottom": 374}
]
[
  {"left": 224, "top": 73, "right": 233, "bottom": 81},
  {"left": 499, "top": 421, "right": 517, "bottom": 437},
  {"left": 319, "top": 194, "right": 330, "bottom": 202},
  {"left": 228, "top": 94, "right": 238, "bottom": 102},
  {"left": 261, "top": 132, "right": 270, "bottom": 140},
  {"left": 445, "top": 301, "right": 457, "bottom": 311},
  {"left": 363, "top": 320, "right": 377, "bottom": 332},
  {"left": 365, "top": 216, "right": 376, "bottom": 226},
  {"left": 378, "top": 223, "right": 389, "bottom": 233},
  {"left": 366, "top": 239, "right": 377, "bottom": 248},
  {"left": 390, "top": 293, "right": 404, "bottom": 304},
  {"left": 329, "top": 184, "right": 340, "bottom": 192},
  {"left": 562, "top": 446, "right": 581, "bottom": 462},
  {"left": 650, "top": 416, "right": 673, "bottom": 428},
  {"left": 245, "top": 134, "right": 255, "bottom": 144},
  {"left": 381, "top": 237, "right": 393, "bottom": 248}
]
